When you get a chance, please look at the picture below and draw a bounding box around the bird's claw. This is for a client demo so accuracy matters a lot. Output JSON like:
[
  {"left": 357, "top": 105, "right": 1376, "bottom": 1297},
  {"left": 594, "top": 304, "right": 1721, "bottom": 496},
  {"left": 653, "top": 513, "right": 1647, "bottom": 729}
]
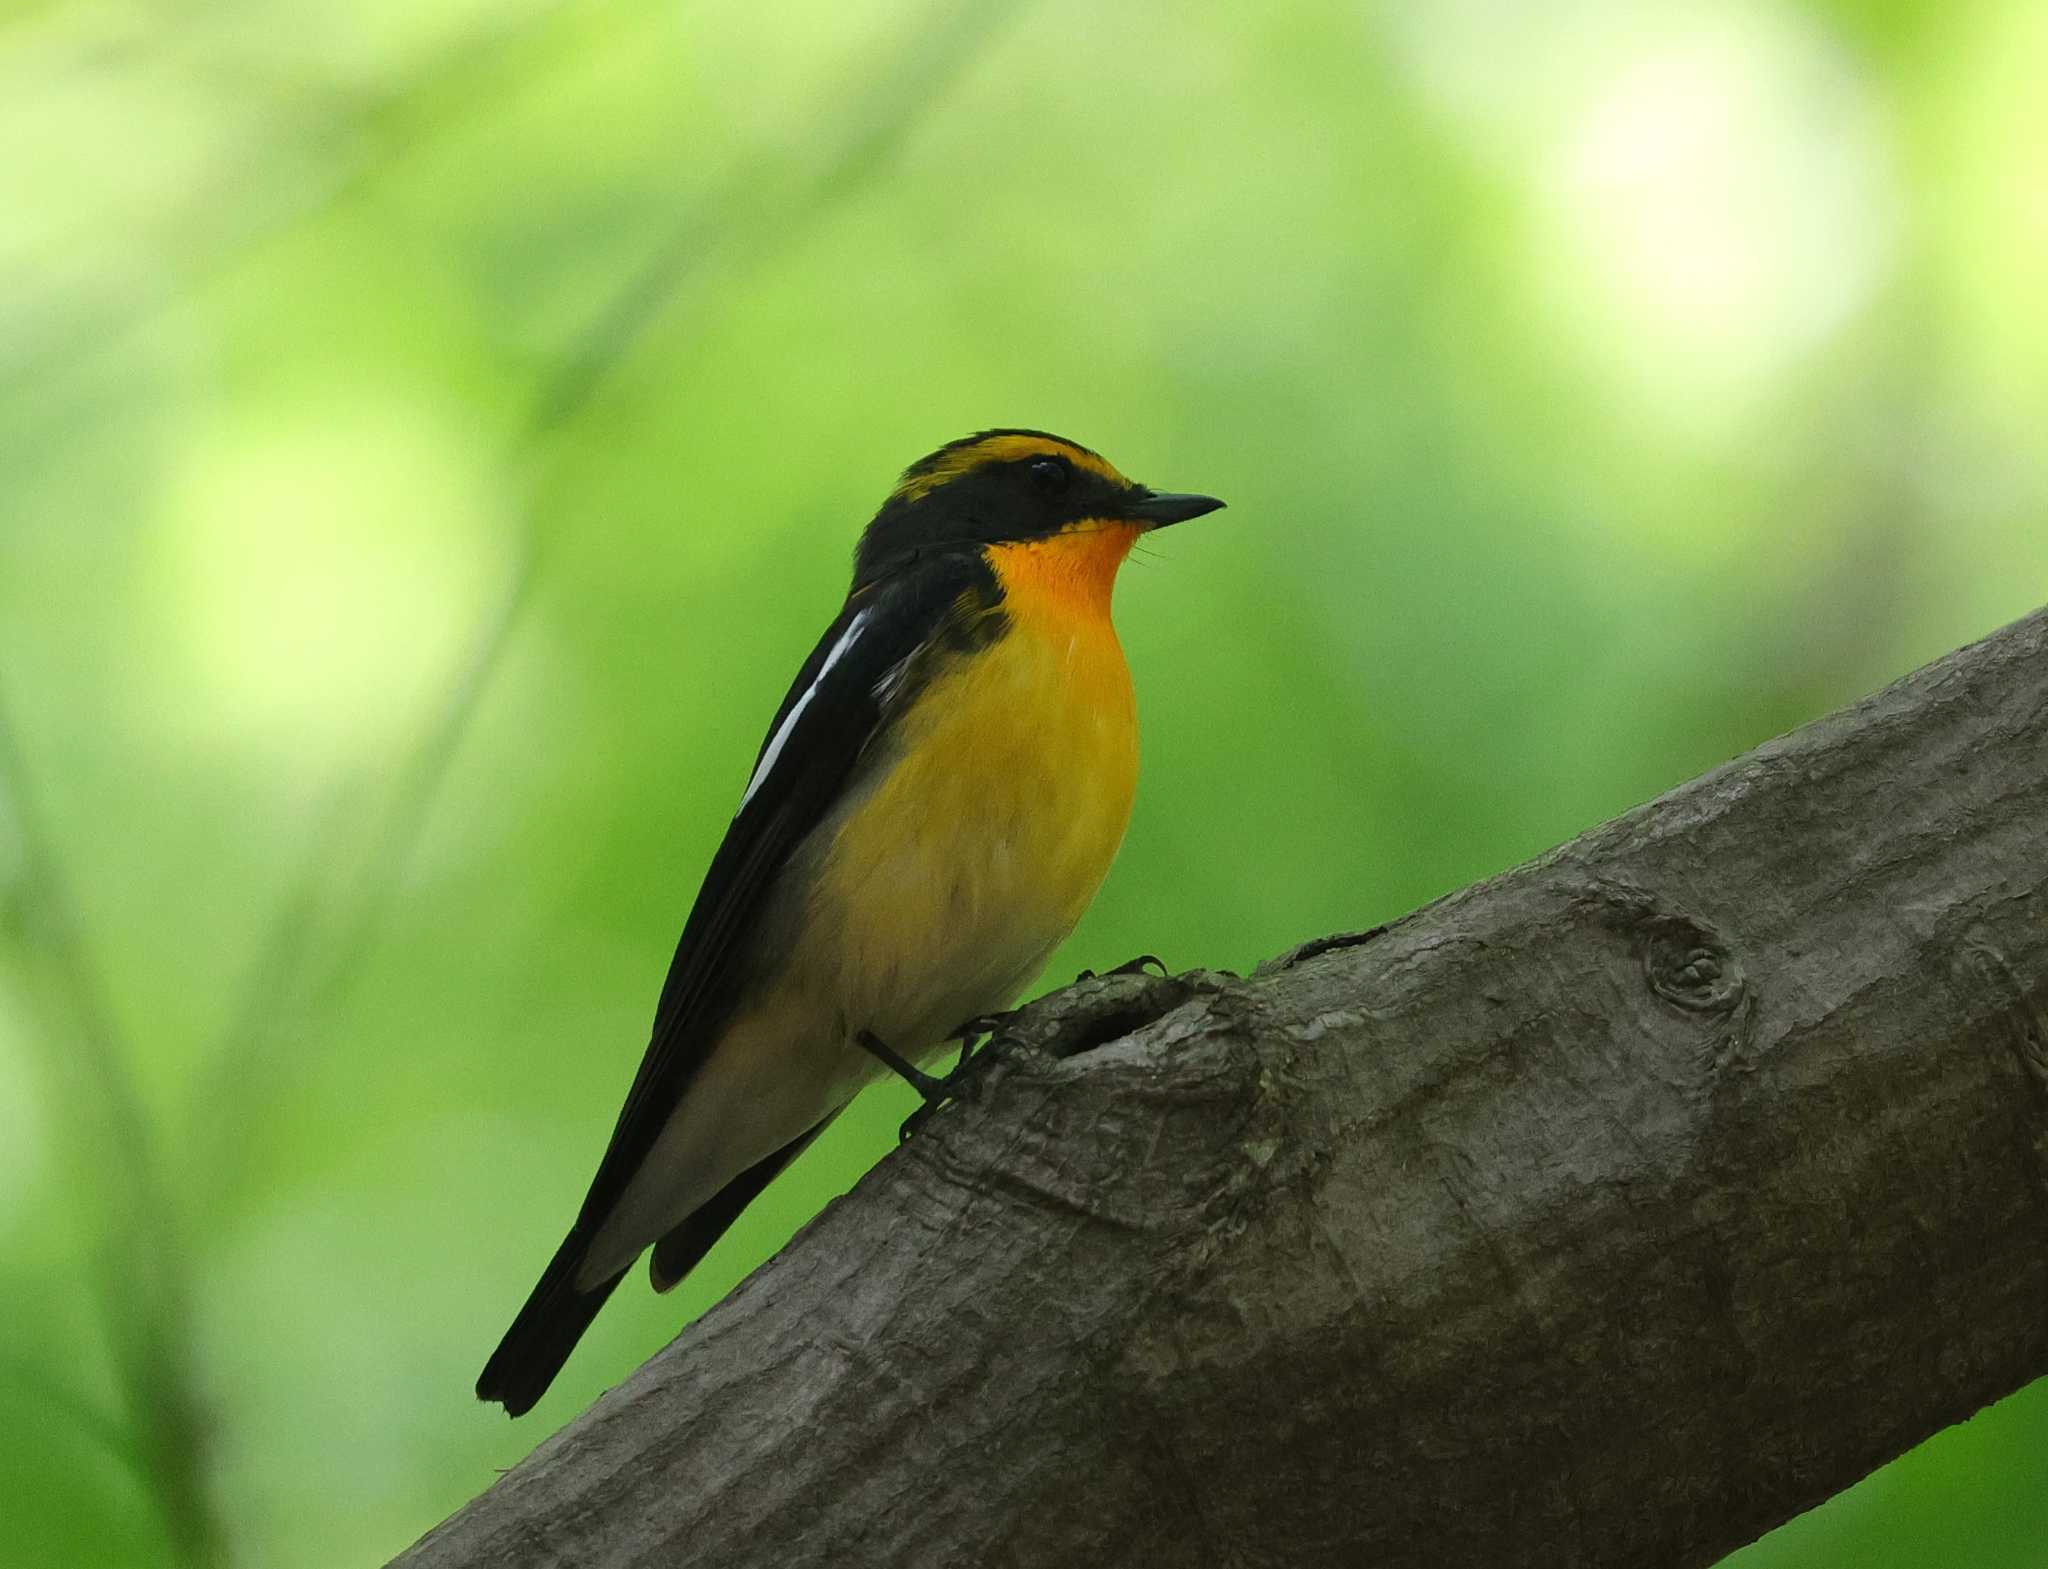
[
  {"left": 1072, "top": 953, "right": 1167, "bottom": 983},
  {"left": 894, "top": 1052, "right": 992, "bottom": 1142},
  {"left": 949, "top": 1010, "right": 1013, "bottom": 1043},
  {"left": 860, "top": 1025, "right": 1012, "bottom": 1143}
]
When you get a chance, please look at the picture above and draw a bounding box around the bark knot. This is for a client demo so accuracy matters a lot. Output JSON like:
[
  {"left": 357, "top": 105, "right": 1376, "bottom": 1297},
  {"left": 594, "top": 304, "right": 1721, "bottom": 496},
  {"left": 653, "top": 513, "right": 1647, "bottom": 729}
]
[{"left": 1576, "top": 877, "right": 1759, "bottom": 1071}]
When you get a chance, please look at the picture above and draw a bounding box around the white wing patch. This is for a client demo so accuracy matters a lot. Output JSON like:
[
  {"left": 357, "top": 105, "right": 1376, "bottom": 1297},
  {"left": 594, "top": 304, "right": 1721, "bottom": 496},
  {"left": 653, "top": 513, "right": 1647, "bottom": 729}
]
[
  {"left": 871, "top": 649, "right": 917, "bottom": 710},
  {"left": 738, "top": 608, "right": 872, "bottom": 813}
]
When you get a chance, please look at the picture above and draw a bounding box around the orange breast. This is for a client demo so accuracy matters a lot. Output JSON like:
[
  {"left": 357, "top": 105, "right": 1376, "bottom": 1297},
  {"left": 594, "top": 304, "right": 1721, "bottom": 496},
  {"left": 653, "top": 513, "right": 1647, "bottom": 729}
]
[{"left": 804, "top": 524, "right": 1143, "bottom": 1051}]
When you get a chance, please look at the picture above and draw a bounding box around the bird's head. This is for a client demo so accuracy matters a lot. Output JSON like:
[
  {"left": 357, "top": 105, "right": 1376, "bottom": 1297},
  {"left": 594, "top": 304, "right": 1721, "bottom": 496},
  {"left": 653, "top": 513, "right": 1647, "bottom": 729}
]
[{"left": 852, "top": 430, "right": 1224, "bottom": 590}]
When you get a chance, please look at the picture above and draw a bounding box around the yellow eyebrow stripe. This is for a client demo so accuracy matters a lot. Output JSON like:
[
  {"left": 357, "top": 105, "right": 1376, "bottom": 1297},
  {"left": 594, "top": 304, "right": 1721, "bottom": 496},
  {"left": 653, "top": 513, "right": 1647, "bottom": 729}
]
[{"left": 891, "top": 434, "right": 1128, "bottom": 502}]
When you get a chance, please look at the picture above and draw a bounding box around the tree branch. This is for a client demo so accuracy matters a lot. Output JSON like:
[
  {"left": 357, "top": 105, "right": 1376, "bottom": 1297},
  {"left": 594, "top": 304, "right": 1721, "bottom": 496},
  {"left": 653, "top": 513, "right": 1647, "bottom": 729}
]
[{"left": 397, "top": 605, "right": 2048, "bottom": 1569}]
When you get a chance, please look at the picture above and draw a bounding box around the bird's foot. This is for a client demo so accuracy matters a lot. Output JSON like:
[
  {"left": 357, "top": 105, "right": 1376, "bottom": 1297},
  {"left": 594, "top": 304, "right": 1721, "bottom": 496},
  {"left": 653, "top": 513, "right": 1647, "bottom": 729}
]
[
  {"left": 855, "top": 1030, "right": 949, "bottom": 1102},
  {"left": 858, "top": 1026, "right": 1011, "bottom": 1143},
  {"left": 948, "top": 1009, "right": 1015, "bottom": 1049},
  {"left": 1072, "top": 953, "right": 1168, "bottom": 983}
]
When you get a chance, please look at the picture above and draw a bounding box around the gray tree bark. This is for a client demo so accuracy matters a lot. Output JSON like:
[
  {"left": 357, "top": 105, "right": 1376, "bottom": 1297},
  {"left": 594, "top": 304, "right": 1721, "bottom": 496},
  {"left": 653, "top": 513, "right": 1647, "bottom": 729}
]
[{"left": 396, "top": 607, "right": 2048, "bottom": 1569}]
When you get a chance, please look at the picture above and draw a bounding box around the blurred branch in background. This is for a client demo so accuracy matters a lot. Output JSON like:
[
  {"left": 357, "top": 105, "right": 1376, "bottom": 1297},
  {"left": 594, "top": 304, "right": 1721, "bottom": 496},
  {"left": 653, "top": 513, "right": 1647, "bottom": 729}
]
[
  {"left": 0, "top": 1351, "right": 144, "bottom": 1481},
  {"left": 187, "top": 0, "right": 1036, "bottom": 1210},
  {"left": 1, "top": 0, "right": 1029, "bottom": 1557},
  {"left": 0, "top": 698, "right": 224, "bottom": 1568},
  {"left": 1, "top": 0, "right": 660, "bottom": 420}
]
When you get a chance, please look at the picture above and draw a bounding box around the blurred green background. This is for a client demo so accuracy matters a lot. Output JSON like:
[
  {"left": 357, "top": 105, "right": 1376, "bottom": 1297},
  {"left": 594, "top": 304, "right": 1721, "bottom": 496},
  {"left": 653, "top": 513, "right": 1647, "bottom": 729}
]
[{"left": 2, "top": 0, "right": 2044, "bottom": 1563}]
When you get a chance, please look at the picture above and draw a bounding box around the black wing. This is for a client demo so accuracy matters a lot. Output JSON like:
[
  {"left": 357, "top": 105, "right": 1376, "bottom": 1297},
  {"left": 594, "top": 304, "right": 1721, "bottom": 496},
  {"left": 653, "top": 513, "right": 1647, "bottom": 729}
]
[
  {"left": 478, "top": 551, "right": 999, "bottom": 1413},
  {"left": 600, "top": 552, "right": 997, "bottom": 1220}
]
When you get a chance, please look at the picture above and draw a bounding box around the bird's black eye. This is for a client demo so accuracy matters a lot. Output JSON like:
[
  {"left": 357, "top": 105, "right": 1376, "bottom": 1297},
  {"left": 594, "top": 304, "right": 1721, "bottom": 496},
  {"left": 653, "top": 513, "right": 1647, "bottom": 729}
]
[{"left": 1027, "top": 455, "right": 1071, "bottom": 495}]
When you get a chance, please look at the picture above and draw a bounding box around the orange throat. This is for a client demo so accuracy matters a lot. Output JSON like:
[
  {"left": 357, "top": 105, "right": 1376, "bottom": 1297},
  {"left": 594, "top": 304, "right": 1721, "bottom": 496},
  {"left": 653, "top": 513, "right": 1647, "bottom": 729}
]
[{"left": 983, "top": 521, "right": 1143, "bottom": 622}]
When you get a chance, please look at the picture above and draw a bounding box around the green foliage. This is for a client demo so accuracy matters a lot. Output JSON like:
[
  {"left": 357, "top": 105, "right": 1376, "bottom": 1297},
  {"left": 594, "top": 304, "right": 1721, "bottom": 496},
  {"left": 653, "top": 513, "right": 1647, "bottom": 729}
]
[{"left": 1, "top": 0, "right": 2044, "bottom": 1563}]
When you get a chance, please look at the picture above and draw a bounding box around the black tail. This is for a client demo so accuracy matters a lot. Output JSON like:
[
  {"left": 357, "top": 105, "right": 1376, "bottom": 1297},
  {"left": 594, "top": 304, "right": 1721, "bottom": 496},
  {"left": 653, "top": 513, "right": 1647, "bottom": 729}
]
[
  {"left": 481, "top": 1116, "right": 835, "bottom": 1414},
  {"left": 476, "top": 1234, "right": 623, "bottom": 1418},
  {"left": 648, "top": 1120, "right": 828, "bottom": 1292}
]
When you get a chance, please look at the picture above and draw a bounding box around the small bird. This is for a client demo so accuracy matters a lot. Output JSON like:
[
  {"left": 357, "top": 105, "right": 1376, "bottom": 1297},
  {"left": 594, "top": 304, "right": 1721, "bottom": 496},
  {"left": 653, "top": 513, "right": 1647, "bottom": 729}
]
[{"left": 476, "top": 430, "right": 1223, "bottom": 1416}]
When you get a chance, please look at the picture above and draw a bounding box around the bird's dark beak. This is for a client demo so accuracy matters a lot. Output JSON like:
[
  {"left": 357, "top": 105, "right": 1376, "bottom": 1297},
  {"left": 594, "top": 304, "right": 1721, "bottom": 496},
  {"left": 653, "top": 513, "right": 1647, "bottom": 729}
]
[{"left": 1124, "top": 488, "right": 1227, "bottom": 528}]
